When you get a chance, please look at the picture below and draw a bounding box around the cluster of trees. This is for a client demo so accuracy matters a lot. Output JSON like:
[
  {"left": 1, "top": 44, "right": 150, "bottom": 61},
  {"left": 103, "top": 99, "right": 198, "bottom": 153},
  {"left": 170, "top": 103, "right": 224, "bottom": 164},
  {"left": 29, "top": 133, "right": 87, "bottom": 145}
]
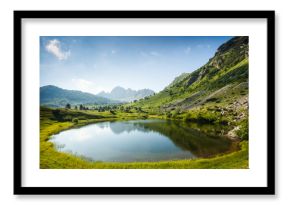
[
  {"left": 137, "top": 95, "right": 152, "bottom": 102},
  {"left": 64, "top": 103, "right": 146, "bottom": 114},
  {"left": 119, "top": 105, "right": 145, "bottom": 113},
  {"left": 132, "top": 93, "right": 155, "bottom": 103},
  {"left": 79, "top": 104, "right": 89, "bottom": 110},
  {"left": 65, "top": 103, "right": 89, "bottom": 110},
  {"left": 94, "top": 105, "right": 119, "bottom": 112}
]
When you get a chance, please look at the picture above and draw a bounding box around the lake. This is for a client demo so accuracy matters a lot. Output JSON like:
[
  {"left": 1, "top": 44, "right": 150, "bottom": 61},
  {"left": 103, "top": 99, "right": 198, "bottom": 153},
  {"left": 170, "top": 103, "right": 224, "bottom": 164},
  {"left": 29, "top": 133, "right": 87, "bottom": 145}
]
[{"left": 50, "top": 119, "right": 233, "bottom": 162}]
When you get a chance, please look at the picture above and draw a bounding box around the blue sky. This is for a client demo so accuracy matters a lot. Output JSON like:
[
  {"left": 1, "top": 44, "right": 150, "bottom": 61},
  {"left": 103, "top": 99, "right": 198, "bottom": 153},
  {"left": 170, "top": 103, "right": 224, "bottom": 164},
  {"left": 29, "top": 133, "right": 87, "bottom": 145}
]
[{"left": 40, "top": 36, "right": 232, "bottom": 94}]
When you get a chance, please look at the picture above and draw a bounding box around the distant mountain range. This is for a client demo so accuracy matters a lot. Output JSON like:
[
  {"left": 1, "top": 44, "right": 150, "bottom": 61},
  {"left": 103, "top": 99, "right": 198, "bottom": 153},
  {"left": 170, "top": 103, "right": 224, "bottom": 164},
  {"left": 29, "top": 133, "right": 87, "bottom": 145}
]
[
  {"left": 97, "top": 86, "right": 155, "bottom": 102},
  {"left": 40, "top": 85, "right": 119, "bottom": 107},
  {"left": 41, "top": 37, "right": 247, "bottom": 111},
  {"left": 40, "top": 85, "right": 155, "bottom": 107}
]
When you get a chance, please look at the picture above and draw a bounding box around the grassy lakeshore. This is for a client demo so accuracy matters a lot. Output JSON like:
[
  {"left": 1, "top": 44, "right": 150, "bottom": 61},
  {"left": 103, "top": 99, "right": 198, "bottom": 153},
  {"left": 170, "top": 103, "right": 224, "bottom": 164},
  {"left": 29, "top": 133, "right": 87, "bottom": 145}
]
[{"left": 40, "top": 107, "right": 248, "bottom": 169}]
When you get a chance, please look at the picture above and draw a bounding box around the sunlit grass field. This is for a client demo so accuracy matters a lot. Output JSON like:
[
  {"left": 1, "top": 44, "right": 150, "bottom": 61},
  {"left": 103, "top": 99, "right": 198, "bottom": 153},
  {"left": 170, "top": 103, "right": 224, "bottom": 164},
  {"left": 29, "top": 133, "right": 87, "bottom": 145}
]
[{"left": 40, "top": 107, "right": 248, "bottom": 169}]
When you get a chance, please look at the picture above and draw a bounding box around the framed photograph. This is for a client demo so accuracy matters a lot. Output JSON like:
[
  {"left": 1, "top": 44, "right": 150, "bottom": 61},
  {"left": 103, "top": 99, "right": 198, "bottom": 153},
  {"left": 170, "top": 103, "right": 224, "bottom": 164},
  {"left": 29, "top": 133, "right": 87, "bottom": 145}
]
[{"left": 14, "top": 10, "right": 275, "bottom": 195}]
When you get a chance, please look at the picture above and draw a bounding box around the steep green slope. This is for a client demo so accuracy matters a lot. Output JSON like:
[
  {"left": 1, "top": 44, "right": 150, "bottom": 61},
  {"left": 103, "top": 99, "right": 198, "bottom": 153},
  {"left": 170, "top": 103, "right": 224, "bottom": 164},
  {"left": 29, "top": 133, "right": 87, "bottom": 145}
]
[
  {"left": 166, "top": 72, "right": 190, "bottom": 89},
  {"left": 134, "top": 36, "right": 248, "bottom": 118}
]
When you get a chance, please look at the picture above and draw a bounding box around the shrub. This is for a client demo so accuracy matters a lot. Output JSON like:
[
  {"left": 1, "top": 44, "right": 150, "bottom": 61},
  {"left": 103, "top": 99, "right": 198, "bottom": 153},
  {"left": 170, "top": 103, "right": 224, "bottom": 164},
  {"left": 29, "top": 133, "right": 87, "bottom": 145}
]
[
  {"left": 236, "top": 119, "right": 248, "bottom": 140},
  {"left": 196, "top": 112, "right": 216, "bottom": 124},
  {"left": 172, "top": 112, "right": 178, "bottom": 119},
  {"left": 72, "top": 118, "right": 79, "bottom": 124},
  {"left": 63, "top": 115, "right": 72, "bottom": 121},
  {"left": 183, "top": 109, "right": 222, "bottom": 124},
  {"left": 206, "top": 97, "right": 219, "bottom": 102},
  {"left": 52, "top": 109, "right": 63, "bottom": 121},
  {"left": 184, "top": 113, "right": 191, "bottom": 121},
  {"left": 142, "top": 115, "right": 148, "bottom": 119},
  {"left": 166, "top": 112, "right": 172, "bottom": 118}
]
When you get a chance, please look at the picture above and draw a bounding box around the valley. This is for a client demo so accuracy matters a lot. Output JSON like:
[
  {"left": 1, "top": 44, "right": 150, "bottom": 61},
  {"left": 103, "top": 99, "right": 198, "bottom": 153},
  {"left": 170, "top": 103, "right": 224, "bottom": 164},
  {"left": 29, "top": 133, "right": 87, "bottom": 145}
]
[{"left": 40, "top": 36, "right": 249, "bottom": 169}]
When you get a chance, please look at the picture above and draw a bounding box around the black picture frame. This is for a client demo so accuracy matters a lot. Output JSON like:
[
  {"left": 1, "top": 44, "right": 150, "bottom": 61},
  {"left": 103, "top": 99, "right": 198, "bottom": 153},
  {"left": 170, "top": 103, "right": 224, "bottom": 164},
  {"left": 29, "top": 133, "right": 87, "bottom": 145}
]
[{"left": 14, "top": 10, "right": 275, "bottom": 195}]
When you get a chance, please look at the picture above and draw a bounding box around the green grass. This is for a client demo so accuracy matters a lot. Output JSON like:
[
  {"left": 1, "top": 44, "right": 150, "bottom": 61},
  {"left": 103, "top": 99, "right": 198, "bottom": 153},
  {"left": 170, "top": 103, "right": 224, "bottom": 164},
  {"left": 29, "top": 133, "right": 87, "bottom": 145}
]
[
  {"left": 40, "top": 107, "right": 248, "bottom": 169},
  {"left": 133, "top": 58, "right": 248, "bottom": 112},
  {"left": 40, "top": 37, "right": 249, "bottom": 169}
]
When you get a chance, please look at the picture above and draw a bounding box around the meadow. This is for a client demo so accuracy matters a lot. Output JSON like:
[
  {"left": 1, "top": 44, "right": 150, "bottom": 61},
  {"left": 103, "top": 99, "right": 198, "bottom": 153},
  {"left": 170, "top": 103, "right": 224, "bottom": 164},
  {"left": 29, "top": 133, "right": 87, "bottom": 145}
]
[{"left": 40, "top": 106, "right": 248, "bottom": 169}]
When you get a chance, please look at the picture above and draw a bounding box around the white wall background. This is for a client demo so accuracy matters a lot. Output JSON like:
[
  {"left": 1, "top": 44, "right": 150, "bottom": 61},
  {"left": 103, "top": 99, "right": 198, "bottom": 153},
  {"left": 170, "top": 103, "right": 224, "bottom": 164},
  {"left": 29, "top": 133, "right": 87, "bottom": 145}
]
[{"left": 0, "top": 0, "right": 287, "bottom": 204}]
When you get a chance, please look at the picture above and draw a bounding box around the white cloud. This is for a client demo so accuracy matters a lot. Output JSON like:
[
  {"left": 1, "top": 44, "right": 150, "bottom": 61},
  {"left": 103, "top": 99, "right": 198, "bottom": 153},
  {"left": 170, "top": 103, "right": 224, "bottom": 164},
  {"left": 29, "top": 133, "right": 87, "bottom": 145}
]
[
  {"left": 45, "top": 39, "right": 71, "bottom": 60},
  {"left": 150, "top": 51, "right": 160, "bottom": 56},
  {"left": 196, "top": 44, "right": 211, "bottom": 49},
  {"left": 71, "top": 78, "right": 106, "bottom": 94},
  {"left": 140, "top": 51, "right": 148, "bottom": 57},
  {"left": 141, "top": 51, "right": 160, "bottom": 57},
  {"left": 184, "top": 46, "right": 191, "bottom": 54}
]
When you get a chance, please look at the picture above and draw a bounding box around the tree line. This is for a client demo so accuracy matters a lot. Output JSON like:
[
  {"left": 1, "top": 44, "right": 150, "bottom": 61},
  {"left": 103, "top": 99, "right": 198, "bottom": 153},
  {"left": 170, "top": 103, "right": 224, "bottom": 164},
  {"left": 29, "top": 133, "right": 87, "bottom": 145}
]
[{"left": 64, "top": 103, "right": 146, "bottom": 113}]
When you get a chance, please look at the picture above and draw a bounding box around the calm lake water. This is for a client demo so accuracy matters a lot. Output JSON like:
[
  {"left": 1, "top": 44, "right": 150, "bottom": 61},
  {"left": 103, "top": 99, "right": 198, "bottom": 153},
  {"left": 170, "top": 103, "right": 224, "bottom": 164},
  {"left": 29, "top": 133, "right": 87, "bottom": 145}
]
[{"left": 50, "top": 119, "right": 233, "bottom": 162}]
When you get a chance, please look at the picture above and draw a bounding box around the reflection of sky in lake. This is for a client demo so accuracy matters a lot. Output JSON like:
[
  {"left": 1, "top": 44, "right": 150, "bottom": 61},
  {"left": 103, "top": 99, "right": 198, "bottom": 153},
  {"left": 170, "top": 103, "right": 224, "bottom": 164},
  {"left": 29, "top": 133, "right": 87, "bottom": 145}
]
[{"left": 50, "top": 120, "right": 231, "bottom": 162}]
